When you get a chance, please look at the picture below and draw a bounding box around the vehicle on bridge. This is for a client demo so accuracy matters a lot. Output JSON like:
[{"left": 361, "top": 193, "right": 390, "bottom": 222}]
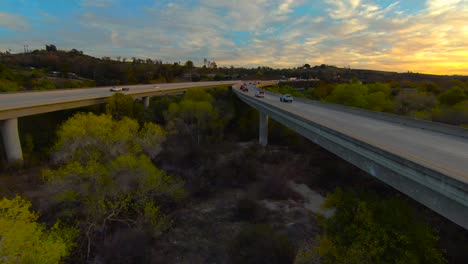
[
  {"left": 255, "top": 91, "right": 265, "bottom": 98},
  {"left": 240, "top": 85, "right": 248, "bottom": 92},
  {"left": 110, "top": 87, "right": 129, "bottom": 92},
  {"left": 110, "top": 87, "right": 122, "bottom": 92},
  {"left": 280, "top": 94, "right": 293, "bottom": 103}
]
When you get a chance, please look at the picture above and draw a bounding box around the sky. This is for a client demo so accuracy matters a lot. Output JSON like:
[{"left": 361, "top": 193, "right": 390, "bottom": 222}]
[{"left": 0, "top": 0, "right": 467, "bottom": 75}]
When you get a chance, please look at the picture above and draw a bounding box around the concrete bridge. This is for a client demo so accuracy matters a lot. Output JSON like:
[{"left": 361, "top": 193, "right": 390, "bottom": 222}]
[
  {"left": 233, "top": 84, "right": 468, "bottom": 230},
  {"left": 0, "top": 81, "right": 236, "bottom": 163}
]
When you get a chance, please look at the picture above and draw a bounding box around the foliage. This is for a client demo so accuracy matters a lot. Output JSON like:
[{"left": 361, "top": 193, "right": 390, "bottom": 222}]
[
  {"left": 315, "top": 188, "right": 446, "bottom": 264},
  {"left": 394, "top": 91, "right": 437, "bottom": 115},
  {"left": 325, "top": 83, "right": 369, "bottom": 108},
  {"left": 44, "top": 112, "right": 183, "bottom": 259},
  {"left": 418, "top": 81, "right": 442, "bottom": 95},
  {"left": 165, "top": 88, "right": 227, "bottom": 144},
  {"left": 264, "top": 84, "right": 304, "bottom": 97},
  {"left": 432, "top": 100, "right": 468, "bottom": 126},
  {"left": 0, "top": 78, "right": 24, "bottom": 92},
  {"left": 106, "top": 93, "right": 135, "bottom": 120},
  {"left": 438, "top": 86, "right": 466, "bottom": 106},
  {"left": 228, "top": 224, "right": 296, "bottom": 264},
  {"left": 0, "top": 196, "right": 77, "bottom": 264},
  {"left": 32, "top": 79, "right": 56, "bottom": 90}
]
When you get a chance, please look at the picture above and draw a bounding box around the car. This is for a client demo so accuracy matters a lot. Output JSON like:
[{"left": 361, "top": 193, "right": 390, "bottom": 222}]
[
  {"left": 154, "top": 86, "right": 160, "bottom": 89},
  {"left": 280, "top": 94, "right": 293, "bottom": 103},
  {"left": 122, "top": 87, "right": 130, "bottom": 91},
  {"left": 255, "top": 91, "right": 265, "bottom": 98},
  {"left": 240, "top": 85, "right": 248, "bottom": 92},
  {"left": 110, "top": 87, "right": 122, "bottom": 92}
]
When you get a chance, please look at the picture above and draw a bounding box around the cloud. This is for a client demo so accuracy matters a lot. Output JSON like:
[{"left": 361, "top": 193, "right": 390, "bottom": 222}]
[
  {"left": 0, "top": 0, "right": 466, "bottom": 74},
  {"left": 0, "top": 11, "right": 29, "bottom": 30},
  {"left": 81, "top": 0, "right": 114, "bottom": 8}
]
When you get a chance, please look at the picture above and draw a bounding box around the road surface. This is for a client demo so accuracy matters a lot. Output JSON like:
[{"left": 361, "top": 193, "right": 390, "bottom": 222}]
[{"left": 0, "top": 81, "right": 237, "bottom": 111}]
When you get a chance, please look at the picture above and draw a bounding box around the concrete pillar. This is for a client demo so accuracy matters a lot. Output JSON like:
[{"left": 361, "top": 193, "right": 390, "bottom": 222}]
[
  {"left": 1, "top": 118, "right": 23, "bottom": 163},
  {"left": 259, "top": 112, "right": 269, "bottom": 146},
  {"left": 143, "top": 96, "right": 150, "bottom": 108}
]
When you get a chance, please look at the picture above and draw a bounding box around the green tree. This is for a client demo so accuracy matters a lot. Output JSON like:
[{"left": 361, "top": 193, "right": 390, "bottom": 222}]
[
  {"left": 44, "top": 112, "right": 182, "bottom": 260},
  {"left": 418, "top": 81, "right": 441, "bottom": 95},
  {"left": 106, "top": 93, "right": 135, "bottom": 120},
  {"left": 32, "top": 79, "right": 56, "bottom": 90},
  {"left": 315, "top": 188, "right": 446, "bottom": 264},
  {"left": 325, "top": 83, "right": 368, "bottom": 108},
  {"left": 0, "top": 196, "right": 77, "bottom": 264},
  {"left": 0, "top": 79, "right": 24, "bottom": 92},
  {"left": 165, "top": 88, "right": 224, "bottom": 144},
  {"left": 394, "top": 91, "right": 437, "bottom": 115},
  {"left": 438, "top": 86, "right": 466, "bottom": 106}
]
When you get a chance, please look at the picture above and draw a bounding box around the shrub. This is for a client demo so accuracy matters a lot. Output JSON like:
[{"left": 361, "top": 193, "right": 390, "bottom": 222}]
[
  {"left": 0, "top": 196, "right": 77, "bottom": 264},
  {"left": 394, "top": 91, "right": 437, "bottom": 115},
  {"left": 315, "top": 188, "right": 446, "bottom": 264},
  {"left": 228, "top": 224, "right": 296, "bottom": 264},
  {"left": 97, "top": 228, "right": 152, "bottom": 264},
  {"left": 438, "top": 86, "right": 466, "bottom": 106},
  {"left": 235, "top": 197, "right": 260, "bottom": 221}
]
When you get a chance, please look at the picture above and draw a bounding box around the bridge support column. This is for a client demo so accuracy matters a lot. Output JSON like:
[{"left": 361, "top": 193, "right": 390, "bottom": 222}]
[
  {"left": 143, "top": 96, "right": 150, "bottom": 109},
  {"left": 1, "top": 118, "right": 23, "bottom": 163},
  {"left": 259, "top": 112, "right": 269, "bottom": 146}
]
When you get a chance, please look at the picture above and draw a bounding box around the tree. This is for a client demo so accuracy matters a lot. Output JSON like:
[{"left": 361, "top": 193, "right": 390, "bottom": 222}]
[
  {"left": 418, "top": 81, "right": 441, "bottom": 95},
  {"left": 0, "top": 196, "right": 77, "bottom": 264},
  {"left": 32, "top": 79, "right": 56, "bottom": 90},
  {"left": 106, "top": 93, "right": 135, "bottom": 120},
  {"left": 185, "top": 60, "right": 194, "bottom": 68},
  {"left": 303, "top": 63, "right": 311, "bottom": 69},
  {"left": 314, "top": 188, "right": 446, "bottom": 264},
  {"left": 438, "top": 86, "right": 466, "bottom": 106},
  {"left": 394, "top": 91, "right": 437, "bottom": 115},
  {"left": 228, "top": 224, "right": 296, "bottom": 264},
  {"left": 165, "top": 88, "right": 226, "bottom": 144},
  {"left": 45, "top": 44, "right": 57, "bottom": 52},
  {"left": 44, "top": 112, "right": 182, "bottom": 260},
  {"left": 325, "top": 83, "right": 368, "bottom": 108},
  {"left": 0, "top": 79, "right": 24, "bottom": 92}
]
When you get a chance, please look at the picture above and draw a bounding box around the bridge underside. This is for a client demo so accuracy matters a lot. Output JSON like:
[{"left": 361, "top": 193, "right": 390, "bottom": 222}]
[{"left": 237, "top": 92, "right": 468, "bottom": 230}]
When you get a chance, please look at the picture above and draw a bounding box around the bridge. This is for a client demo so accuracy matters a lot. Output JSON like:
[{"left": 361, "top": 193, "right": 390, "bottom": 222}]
[
  {"left": 233, "top": 83, "right": 468, "bottom": 230},
  {"left": 0, "top": 81, "right": 236, "bottom": 163}
]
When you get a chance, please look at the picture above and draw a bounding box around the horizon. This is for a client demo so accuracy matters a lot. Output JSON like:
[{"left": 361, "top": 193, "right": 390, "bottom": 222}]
[{"left": 0, "top": 0, "right": 467, "bottom": 75}]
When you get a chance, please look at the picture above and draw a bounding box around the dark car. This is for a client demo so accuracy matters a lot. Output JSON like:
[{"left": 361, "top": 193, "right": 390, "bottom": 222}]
[{"left": 240, "top": 85, "right": 248, "bottom": 92}]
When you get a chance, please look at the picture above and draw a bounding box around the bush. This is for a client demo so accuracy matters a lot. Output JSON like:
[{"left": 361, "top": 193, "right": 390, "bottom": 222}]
[
  {"left": 235, "top": 197, "right": 260, "bottom": 221},
  {"left": 315, "top": 188, "right": 446, "bottom": 264},
  {"left": 394, "top": 91, "right": 437, "bottom": 115},
  {"left": 228, "top": 224, "right": 296, "bottom": 264},
  {"left": 0, "top": 196, "right": 77, "bottom": 264},
  {"left": 438, "top": 86, "right": 466, "bottom": 106},
  {"left": 97, "top": 228, "right": 152, "bottom": 264}
]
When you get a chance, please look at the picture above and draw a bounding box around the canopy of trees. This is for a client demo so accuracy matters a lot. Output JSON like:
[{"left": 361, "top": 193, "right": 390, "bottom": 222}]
[
  {"left": 0, "top": 196, "right": 77, "bottom": 263},
  {"left": 315, "top": 188, "right": 446, "bottom": 264}
]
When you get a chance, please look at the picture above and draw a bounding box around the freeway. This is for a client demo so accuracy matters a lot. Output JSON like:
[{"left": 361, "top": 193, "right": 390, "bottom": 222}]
[
  {"left": 0, "top": 81, "right": 237, "bottom": 112},
  {"left": 239, "top": 85, "right": 468, "bottom": 184}
]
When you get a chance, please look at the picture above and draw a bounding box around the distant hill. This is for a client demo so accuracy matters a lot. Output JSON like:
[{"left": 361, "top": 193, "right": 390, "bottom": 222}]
[{"left": 1, "top": 49, "right": 467, "bottom": 88}]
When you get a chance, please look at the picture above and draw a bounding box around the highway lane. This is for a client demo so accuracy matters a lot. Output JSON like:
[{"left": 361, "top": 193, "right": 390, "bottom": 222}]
[
  {"left": 241, "top": 85, "right": 468, "bottom": 184},
  {"left": 0, "top": 81, "right": 238, "bottom": 111}
]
